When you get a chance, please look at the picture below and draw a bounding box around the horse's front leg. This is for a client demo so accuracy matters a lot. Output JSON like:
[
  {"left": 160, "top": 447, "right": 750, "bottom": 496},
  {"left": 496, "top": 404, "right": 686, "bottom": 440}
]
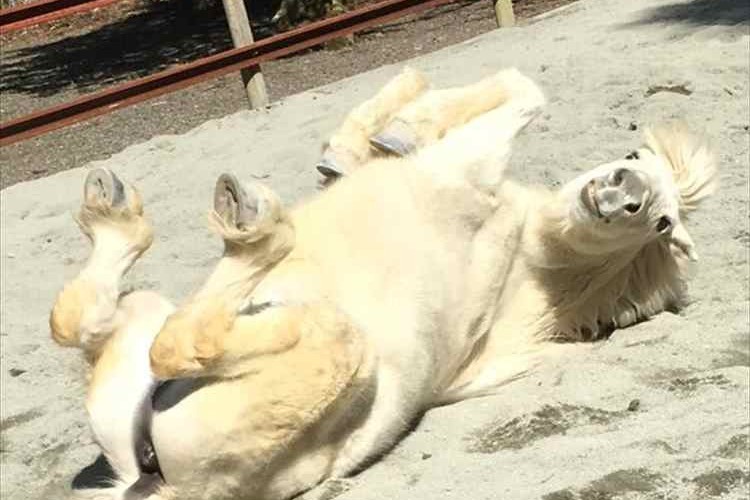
[
  {"left": 149, "top": 173, "right": 296, "bottom": 379},
  {"left": 317, "top": 66, "right": 428, "bottom": 179},
  {"left": 413, "top": 69, "right": 546, "bottom": 194},
  {"left": 370, "top": 68, "right": 541, "bottom": 158}
]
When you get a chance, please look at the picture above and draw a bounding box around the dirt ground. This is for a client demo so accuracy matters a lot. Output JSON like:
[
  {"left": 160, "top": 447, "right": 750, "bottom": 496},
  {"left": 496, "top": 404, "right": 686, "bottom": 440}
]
[
  {"left": 0, "top": 0, "right": 748, "bottom": 499},
  {"left": 0, "top": 0, "right": 575, "bottom": 189}
]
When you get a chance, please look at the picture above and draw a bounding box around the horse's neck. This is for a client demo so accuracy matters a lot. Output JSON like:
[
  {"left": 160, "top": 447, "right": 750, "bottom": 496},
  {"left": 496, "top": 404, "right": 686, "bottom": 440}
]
[{"left": 519, "top": 209, "right": 641, "bottom": 340}]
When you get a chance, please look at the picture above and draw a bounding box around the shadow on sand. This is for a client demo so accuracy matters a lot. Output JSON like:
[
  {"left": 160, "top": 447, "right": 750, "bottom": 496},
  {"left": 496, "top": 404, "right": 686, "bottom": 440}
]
[
  {"left": 626, "top": 0, "right": 750, "bottom": 28},
  {"left": 0, "top": 0, "right": 281, "bottom": 97},
  {"left": 71, "top": 453, "right": 118, "bottom": 490},
  {"left": 0, "top": 0, "right": 479, "bottom": 99}
]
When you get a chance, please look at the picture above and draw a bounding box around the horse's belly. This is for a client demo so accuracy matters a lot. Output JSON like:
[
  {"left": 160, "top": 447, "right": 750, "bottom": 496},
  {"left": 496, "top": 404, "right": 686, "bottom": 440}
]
[
  {"left": 149, "top": 360, "right": 344, "bottom": 500},
  {"left": 150, "top": 378, "right": 261, "bottom": 497}
]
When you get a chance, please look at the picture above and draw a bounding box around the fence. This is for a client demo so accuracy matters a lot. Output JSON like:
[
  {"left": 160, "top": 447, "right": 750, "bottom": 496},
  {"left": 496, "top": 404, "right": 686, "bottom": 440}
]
[
  {"left": 0, "top": 0, "right": 515, "bottom": 146},
  {"left": 0, "top": 0, "right": 125, "bottom": 33}
]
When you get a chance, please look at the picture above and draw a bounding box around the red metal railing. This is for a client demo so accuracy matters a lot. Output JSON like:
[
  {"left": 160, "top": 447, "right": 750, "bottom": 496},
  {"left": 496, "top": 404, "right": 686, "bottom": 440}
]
[
  {"left": 0, "top": 0, "right": 456, "bottom": 146},
  {"left": 0, "top": 0, "right": 125, "bottom": 34}
]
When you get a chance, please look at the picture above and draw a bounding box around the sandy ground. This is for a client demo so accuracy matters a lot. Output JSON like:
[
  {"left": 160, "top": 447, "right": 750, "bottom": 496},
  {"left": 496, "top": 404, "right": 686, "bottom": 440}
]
[{"left": 1, "top": 0, "right": 749, "bottom": 499}]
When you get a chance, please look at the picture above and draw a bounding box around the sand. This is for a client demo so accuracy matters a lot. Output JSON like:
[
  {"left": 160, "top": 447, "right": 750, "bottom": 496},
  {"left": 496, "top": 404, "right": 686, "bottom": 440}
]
[{"left": 1, "top": 0, "right": 748, "bottom": 498}]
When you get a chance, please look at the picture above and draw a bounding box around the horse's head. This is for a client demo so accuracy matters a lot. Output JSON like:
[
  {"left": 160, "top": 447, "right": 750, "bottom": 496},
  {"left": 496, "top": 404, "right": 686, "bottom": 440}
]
[{"left": 558, "top": 122, "right": 717, "bottom": 260}]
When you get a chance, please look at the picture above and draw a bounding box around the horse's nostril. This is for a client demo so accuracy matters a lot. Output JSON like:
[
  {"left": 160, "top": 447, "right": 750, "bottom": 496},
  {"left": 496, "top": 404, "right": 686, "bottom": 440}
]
[
  {"left": 611, "top": 168, "right": 628, "bottom": 186},
  {"left": 625, "top": 151, "right": 640, "bottom": 160},
  {"left": 624, "top": 202, "right": 641, "bottom": 214},
  {"left": 656, "top": 216, "right": 672, "bottom": 233}
]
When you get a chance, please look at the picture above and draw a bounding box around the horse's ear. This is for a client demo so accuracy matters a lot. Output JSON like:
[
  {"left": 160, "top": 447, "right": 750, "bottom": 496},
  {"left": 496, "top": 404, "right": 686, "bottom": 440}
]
[
  {"left": 643, "top": 122, "right": 717, "bottom": 216},
  {"left": 669, "top": 221, "right": 698, "bottom": 262}
]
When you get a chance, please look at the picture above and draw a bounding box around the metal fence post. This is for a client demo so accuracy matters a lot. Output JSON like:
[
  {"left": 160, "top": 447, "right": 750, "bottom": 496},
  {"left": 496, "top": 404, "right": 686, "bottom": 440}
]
[{"left": 221, "top": 0, "right": 269, "bottom": 108}]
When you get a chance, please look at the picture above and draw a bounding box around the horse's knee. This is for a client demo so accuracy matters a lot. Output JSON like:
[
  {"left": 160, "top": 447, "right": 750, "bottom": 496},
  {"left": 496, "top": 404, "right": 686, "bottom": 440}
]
[
  {"left": 149, "top": 314, "right": 218, "bottom": 380},
  {"left": 50, "top": 281, "right": 98, "bottom": 348}
]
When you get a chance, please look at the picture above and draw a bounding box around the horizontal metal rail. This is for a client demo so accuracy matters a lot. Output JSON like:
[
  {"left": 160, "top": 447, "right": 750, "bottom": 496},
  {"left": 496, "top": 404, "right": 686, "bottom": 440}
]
[
  {"left": 0, "top": 0, "right": 455, "bottom": 146},
  {"left": 0, "top": 0, "right": 125, "bottom": 34}
]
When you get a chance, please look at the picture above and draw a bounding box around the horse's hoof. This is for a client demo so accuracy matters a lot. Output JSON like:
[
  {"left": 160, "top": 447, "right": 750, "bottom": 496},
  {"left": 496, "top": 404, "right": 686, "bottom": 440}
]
[
  {"left": 84, "top": 168, "right": 126, "bottom": 209},
  {"left": 214, "top": 173, "right": 267, "bottom": 230},
  {"left": 370, "top": 121, "right": 417, "bottom": 157},
  {"left": 316, "top": 156, "right": 345, "bottom": 179}
]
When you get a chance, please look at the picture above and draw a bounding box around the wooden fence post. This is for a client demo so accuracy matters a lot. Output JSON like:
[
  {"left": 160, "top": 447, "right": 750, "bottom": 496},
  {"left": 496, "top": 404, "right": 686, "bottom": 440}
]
[
  {"left": 221, "top": 0, "right": 269, "bottom": 108},
  {"left": 493, "top": 0, "right": 515, "bottom": 27}
]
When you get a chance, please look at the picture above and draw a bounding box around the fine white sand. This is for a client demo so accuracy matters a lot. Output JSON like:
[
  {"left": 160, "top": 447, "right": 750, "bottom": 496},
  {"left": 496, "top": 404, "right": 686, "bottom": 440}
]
[{"left": 1, "top": 0, "right": 748, "bottom": 498}]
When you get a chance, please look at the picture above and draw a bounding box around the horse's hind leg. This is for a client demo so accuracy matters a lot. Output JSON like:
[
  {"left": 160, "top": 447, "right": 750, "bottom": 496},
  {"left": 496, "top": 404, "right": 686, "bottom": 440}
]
[
  {"left": 371, "top": 68, "right": 542, "bottom": 158},
  {"left": 317, "top": 67, "right": 428, "bottom": 179},
  {"left": 49, "top": 169, "right": 176, "bottom": 494},
  {"left": 85, "top": 290, "right": 175, "bottom": 487},
  {"left": 149, "top": 173, "right": 295, "bottom": 379},
  {"left": 50, "top": 168, "right": 154, "bottom": 360}
]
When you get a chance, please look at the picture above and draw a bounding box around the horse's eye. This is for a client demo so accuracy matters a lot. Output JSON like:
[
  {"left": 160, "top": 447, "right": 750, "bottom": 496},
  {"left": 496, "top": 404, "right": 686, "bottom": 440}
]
[
  {"left": 625, "top": 151, "right": 640, "bottom": 160},
  {"left": 656, "top": 216, "right": 672, "bottom": 233},
  {"left": 239, "top": 301, "right": 273, "bottom": 315},
  {"left": 624, "top": 203, "right": 641, "bottom": 214}
]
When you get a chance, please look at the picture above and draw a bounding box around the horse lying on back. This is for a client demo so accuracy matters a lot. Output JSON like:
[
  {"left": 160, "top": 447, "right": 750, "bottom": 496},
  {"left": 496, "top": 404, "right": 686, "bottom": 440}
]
[{"left": 49, "top": 68, "right": 716, "bottom": 500}]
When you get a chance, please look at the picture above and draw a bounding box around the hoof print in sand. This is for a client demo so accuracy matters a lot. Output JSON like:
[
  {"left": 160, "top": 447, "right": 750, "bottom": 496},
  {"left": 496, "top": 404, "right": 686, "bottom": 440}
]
[
  {"left": 542, "top": 468, "right": 664, "bottom": 500},
  {"left": 733, "top": 229, "right": 750, "bottom": 246},
  {"left": 667, "top": 374, "right": 732, "bottom": 394},
  {"left": 691, "top": 468, "right": 749, "bottom": 498},
  {"left": 315, "top": 479, "right": 353, "bottom": 500},
  {"left": 712, "top": 348, "right": 750, "bottom": 369},
  {"left": 714, "top": 433, "right": 750, "bottom": 460},
  {"left": 0, "top": 408, "right": 43, "bottom": 432},
  {"left": 466, "top": 404, "right": 625, "bottom": 453}
]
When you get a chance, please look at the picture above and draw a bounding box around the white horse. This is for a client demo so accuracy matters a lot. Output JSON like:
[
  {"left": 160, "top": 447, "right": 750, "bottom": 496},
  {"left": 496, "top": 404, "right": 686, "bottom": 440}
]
[{"left": 49, "top": 68, "right": 716, "bottom": 500}]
